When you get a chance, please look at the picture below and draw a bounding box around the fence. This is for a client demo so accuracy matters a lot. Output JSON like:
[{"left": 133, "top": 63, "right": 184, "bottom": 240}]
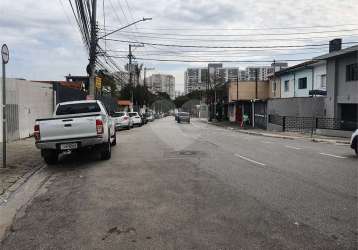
[{"left": 268, "top": 114, "right": 358, "bottom": 132}]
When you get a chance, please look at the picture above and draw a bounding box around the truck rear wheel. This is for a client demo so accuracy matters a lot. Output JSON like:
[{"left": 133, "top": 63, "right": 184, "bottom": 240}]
[
  {"left": 100, "top": 140, "right": 111, "bottom": 160},
  {"left": 42, "top": 149, "right": 58, "bottom": 165},
  {"left": 111, "top": 132, "right": 117, "bottom": 146}
]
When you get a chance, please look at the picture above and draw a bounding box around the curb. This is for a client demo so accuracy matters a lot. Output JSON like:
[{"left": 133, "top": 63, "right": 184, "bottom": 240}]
[
  {"left": 311, "top": 138, "right": 350, "bottom": 145},
  {"left": 0, "top": 163, "right": 45, "bottom": 205},
  {"left": 203, "top": 121, "right": 350, "bottom": 144}
]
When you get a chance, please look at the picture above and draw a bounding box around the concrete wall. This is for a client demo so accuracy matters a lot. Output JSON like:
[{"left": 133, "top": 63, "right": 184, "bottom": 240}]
[
  {"left": 0, "top": 79, "right": 54, "bottom": 142},
  {"left": 267, "top": 97, "right": 326, "bottom": 117}
]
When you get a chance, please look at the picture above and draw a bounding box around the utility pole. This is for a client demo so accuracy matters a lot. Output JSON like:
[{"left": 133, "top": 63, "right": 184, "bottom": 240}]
[
  {"left": 128, "top": 44, "right": 133, "bottom": 107},
  {"left": 255, "top": 68, "right": 258, "bottom": 99},
  {"left": 214, "top": 73, "right": 217, "bottom": 121},
  {"left": 88, "top": 0, "right": 97, "bottom": 99},
  {"left": 128, "top": 44, "right": 144, "bottom": 111}
]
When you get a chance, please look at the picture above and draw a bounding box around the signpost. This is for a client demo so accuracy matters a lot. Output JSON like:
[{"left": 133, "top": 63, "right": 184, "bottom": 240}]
[{"left": 2, "top": 44, "right": 9, "bottom": 168}]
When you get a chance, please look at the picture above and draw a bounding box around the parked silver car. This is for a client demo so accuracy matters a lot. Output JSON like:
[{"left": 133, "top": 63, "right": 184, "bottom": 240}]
[{"left": 112, "top": 111, "right": 133, "bottom": 130}]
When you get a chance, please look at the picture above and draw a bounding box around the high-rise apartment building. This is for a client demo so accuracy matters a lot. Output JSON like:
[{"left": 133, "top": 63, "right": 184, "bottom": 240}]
[{"left": 146, "top": 74, "right": 175, "bottom": 99}]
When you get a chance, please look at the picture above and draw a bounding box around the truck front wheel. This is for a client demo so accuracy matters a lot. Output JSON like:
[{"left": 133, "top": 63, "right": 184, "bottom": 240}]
[{"left": 42, "top": 149, "right": 58, "bottom": 165}]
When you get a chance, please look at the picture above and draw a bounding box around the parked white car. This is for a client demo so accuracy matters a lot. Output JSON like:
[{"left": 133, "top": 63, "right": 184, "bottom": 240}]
[
  {"left": 350, "top": 129, "right": 358, "bottom": 155},
  {"left": 112, "top": 111, "right": 133, "bottom": 130},
  {"left": 35, "top": 100, "right": 116, "bottom": 164},
  {"left": 128, "top": 112, "right": 142, "bottom": 126}
]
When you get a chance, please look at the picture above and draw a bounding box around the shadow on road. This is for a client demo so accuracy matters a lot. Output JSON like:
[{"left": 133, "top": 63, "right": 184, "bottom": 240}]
[{"left": 46, "top": 149, "right": 103, "bottom": 171}]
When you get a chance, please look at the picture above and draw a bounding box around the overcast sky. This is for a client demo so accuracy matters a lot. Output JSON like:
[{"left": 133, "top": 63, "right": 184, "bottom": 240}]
[{"left": 1, "top": 0, "right": 358, "bottom": 91}]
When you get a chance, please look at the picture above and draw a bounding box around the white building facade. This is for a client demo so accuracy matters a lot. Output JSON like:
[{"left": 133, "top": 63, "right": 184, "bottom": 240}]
[{"left": 278, "top": 61, "right": 327, "bottom": 98}]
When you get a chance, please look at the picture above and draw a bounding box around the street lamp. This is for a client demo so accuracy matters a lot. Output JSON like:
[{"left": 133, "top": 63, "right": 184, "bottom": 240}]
[{"left": 97, "top": 17, "right": 152, "bottom": 40}]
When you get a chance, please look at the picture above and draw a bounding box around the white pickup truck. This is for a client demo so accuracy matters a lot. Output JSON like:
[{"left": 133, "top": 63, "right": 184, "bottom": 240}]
[{"left": 34, "top": 100, "right": 116, "bottom": 164}]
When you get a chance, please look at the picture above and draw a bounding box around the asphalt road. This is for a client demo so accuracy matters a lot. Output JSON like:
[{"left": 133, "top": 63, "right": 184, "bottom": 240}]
[{"left": 1, "top": 117, "right": 357, "bottom": 249}]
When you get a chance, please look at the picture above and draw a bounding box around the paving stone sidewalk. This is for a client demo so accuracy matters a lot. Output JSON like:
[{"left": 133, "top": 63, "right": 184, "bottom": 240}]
[{"left": 0, "top": 138, "right": 44, "bottom": 196}]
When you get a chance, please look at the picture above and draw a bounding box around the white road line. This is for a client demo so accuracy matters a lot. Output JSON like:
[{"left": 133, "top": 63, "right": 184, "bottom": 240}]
[
  {"left": 285, "top": 145, "right": 302, "bottom": 150},
  {"left": 319, "top": 153, "right": 347, "bottom": 159},
  {"left": 263, "top": 141, "right": 274, "bottom": 144},
  {"left": 234, "top": 154, "right": 266, "bottom": 166}
]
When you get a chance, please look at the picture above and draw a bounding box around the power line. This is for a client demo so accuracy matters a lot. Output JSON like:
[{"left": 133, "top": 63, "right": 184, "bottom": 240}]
[
  {"left": 105, "top": 55, "right": 313, "bottom": 63},
  {"left": 103, "top": 39, "right": 358, "bottom": 49},
  {"left": 98, "top": 32, "right": 358, "bottom": 43},
  {"left": 108, "top": 50, "right": 326, "bottom": 58},
  {"left": 98, "top": 23, "right": 358, "bottom": 31},
  {"left": 102, "top": 28, "right": 358, "bottom": 37}
]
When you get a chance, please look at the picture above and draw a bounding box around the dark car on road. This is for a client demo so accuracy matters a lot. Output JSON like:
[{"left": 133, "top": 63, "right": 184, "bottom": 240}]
[
  {"left": 177, "top": 112, "right": 190, "bottom": 123},
  {"left": 140, "top": 113, "right": 148, "bottom": 125}
]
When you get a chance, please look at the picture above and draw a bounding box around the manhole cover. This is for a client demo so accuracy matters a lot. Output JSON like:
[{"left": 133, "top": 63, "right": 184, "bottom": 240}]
[
  {"left": 164, "top": 150, "right": 206, "bottom": 158},
  {"left": 179, "top": 150, "right": 199, "bottom": 156}
]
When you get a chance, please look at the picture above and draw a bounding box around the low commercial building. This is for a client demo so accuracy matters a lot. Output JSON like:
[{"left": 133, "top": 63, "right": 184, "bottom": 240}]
[{"left": 227, "top": 80, "right": 269, "bottom": 128}]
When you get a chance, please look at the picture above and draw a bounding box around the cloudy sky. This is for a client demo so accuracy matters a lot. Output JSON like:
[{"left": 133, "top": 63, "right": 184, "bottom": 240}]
[{"left": 1, "top": 0, "right": 358, "bottom": 91}]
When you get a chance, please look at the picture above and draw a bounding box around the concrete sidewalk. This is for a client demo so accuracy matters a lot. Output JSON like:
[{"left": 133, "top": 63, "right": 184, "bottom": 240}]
[
  {"left": 0, "top": 138, "right": 44, "bottom": 198},
  {"left": 198, "top": 119, "right": 351, "bottom": 144}
]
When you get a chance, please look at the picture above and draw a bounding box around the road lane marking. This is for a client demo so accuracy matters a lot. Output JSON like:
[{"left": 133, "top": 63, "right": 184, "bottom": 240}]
[
  {"left": 285, "top": 145, "right": 302, "bottom": 150},
  {"left": 263, "top": 141, "right": 274, "bottom": 144},
  {"left": 319, "top": 153, "right": 347, "bottom": 159},
  {"left": 234, "top": 154, "right": 266, "bottom": 166}
]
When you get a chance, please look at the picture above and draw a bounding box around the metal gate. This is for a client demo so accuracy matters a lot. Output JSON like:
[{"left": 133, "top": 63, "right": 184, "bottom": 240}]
[
  {"left": 254, "top": 101, "right": 267, "bottom": 129},
  {"left": 6, "top": 104, "right": 19, "bottom": 141}
]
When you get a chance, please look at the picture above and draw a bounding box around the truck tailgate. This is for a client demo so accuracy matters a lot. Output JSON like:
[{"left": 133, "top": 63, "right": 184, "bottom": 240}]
[{"left": 39, "top": 115, "right": 100, "bottom": 142}]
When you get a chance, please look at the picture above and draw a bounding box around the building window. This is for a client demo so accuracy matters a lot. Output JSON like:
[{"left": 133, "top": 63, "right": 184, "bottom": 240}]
[
  {"left": 298, "top": 77, "right": 307, "bottom": 89},
  {"left": 346, "top": 63, "right": 358, "bottom": 81},
  {"left": 272, "top": 82, "right": 276, "bottom": 92},
  {"left": 320, "top": 74, "right": 326, "bottom": 89},
  {"left": 284, "top": 80, "right": 289, "bottom": 92}
]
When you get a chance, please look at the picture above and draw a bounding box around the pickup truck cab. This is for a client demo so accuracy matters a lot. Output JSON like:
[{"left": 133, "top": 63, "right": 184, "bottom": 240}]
[{"left": 34, "top": 100, "right": 116, "bottom": 164}]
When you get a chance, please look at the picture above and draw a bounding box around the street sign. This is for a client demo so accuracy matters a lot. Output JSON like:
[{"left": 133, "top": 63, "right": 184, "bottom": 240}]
[
  {"left": 2, "top": 44, "right": 9, "bottom": 168},
  {"left": 1, "top": 44, "right": 9, "bottom": 64}
]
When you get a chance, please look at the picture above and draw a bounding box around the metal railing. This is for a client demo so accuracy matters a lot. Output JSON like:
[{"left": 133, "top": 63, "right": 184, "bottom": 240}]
[{"left": 268, "top": 115, "right": 358, "bottom": 132}]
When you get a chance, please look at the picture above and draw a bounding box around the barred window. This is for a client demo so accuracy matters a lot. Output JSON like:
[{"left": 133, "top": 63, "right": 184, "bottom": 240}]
[
  {"left": 346, "top": 63, "right": 358, "bottom": 81},
  {"left": 298, "top": 77, "right": 307, "bottom": 89},
  {"left": 284, "top": 80, "right": 289, "bottom": 92}
]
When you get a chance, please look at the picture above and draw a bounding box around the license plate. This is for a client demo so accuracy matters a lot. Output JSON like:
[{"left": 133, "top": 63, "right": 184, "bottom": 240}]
[{"left": 60, "top": 143, "right": 78, "bottom": 150}]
